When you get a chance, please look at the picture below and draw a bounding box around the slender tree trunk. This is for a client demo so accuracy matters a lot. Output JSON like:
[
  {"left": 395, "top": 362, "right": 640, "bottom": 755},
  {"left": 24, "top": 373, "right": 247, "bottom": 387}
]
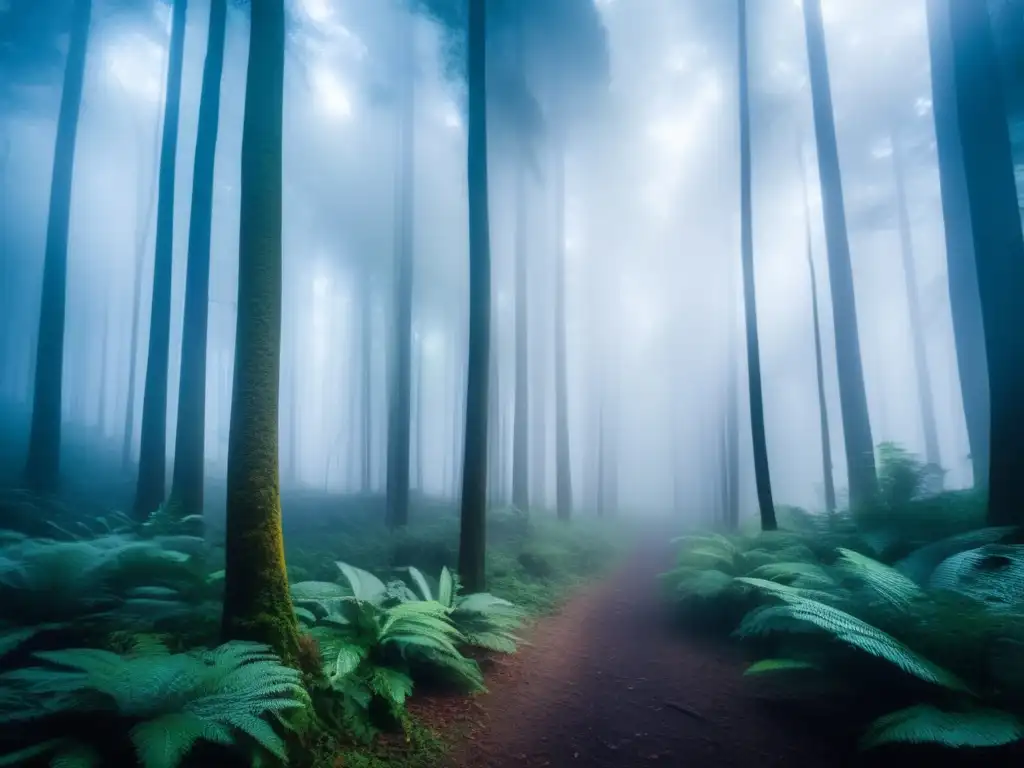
[
  {"left": 724, "top": 247, "right": 740, "bottom": 529},
  {"left": 134, "top": 0, "right": 188, "bottom": 519},
  {"left": 360, "top": 276, "right": 373, "bottom": 493},
  {"left": 97, "top": 300, "right": 110, "bottom": 436},
  {"left": 0, "top": 130, "right": 11, "bottom": 399},
  {"left": 798, "top": 141, "right": 837, "bottom": 513},
  {"left": 511, "top": 162, "right": 530, "bottom": 512},
  {"left": 891, "top": 126, "right": 942, "bottom": 480},
  {"left": 458, "top": 0, "right": 492, "bottom": 594},
  {"left": 738, "top": 0, "right": 776, "bottom": 531},
  {"left": 169, "top": 0, "right": 227, "bottom": 518},
  {"left": 414, "top": 333, "right": 424, "bottom": 492},
  {"left": 122, "top": 97, "right": 164, "bottom": 471},
  {"left": 221, "top": 0, "right": 300, "bottom": 665},
  {"left": 24, "top": 0, "right": 92, "bottom": 493},
  {"left": 925, "top": 0, "right": 990, "bottom": 489},
  {"left": 487, "top": 320, "right": 501, "bottom": 503},
  {"left": 803, "top": 0, "right": 878, "bottom": 508},
  {"left": 531, "top": 292, "right": 548, "bottom": 508},
  {"left": 553, "top": 131, "right": 573, "bottom": 522},
  {"left": 386, "top": 9, "right": 415, "bottom": 529},
  {"left": 946, "top": 0, "right": 1024, "bottom": 525}
]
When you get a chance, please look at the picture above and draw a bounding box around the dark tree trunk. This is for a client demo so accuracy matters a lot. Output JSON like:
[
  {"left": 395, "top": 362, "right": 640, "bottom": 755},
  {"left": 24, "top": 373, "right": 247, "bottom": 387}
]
[
  {"left": 925, "top": 0, "right": 990, "bottom": 489},
  {"left": 725, "top": 242, "right": 740, "bottom": 530},
  {"left": 553, "top": 131, "right": 573, "bottom": 522},
  {"left": 221, "top": 0, "right": 300, "bottom": 665},
  {"left": 458, "top": 0, "right": 492, "bottom": 594},
  {"left": 946, "top": 0, "right": 1024, "bottom": 525},
  {"left": 738, "top": 0, "right": 777, "bottom": 531},
  {"left": 134, "top": 0, "right": 187, "bottom": 519},
  {"left": 891, "top": 126, "right": 942, "bottom": 480},
  {"left": 803, "top": 0, "right": 878, "bottom": 508},
  {"left": 386, "top": 9, "right": 415, "bottom": 529},
  {"left": 169, "top": 0, "right": 227, "bottom": 518},
  {"left": 24, "top": 0, "right": 92, "bottom": 493},
  {"left": 798, "top": 142, "right": 837, "bottom": 513}
]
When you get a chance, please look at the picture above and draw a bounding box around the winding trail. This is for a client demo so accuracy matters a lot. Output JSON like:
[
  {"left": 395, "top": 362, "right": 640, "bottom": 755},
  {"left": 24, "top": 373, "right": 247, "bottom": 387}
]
[{"left": 409, "top": 534, "right": 1017, "bottom": 768}]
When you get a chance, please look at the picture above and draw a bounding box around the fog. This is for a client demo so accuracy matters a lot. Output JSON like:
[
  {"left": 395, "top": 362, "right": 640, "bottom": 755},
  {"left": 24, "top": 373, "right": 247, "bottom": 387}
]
[{"left": 0, "top": 0, "right": 993, "bottom": 522}]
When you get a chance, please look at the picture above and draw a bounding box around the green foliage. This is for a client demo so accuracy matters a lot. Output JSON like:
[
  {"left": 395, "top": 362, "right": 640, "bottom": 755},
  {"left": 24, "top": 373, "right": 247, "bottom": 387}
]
[
  {"left": 664, "top": 480, "right": 1024, "bottom": 751},
  {"left": 0, "top": 531, "right": 210, "bottom": 632},
  {"left": 0, "top": 640, "right": 307, "bottom": 767}
]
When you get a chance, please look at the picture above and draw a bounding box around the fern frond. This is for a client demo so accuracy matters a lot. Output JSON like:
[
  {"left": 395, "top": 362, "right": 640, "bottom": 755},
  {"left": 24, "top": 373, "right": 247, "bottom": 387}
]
[
  {"left": 861, "top": 705, "right": 1024, "bottom": 749},
  {"left": 744, "top": 659, "right": 817, "bottom": 675},
  {"left": 834, "top": 548, "right": 923, "bottom": 608}
]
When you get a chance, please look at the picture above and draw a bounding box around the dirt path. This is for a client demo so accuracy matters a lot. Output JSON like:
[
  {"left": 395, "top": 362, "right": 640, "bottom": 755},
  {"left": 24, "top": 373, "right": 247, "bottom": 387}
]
[{"left": 410, "top": 534, "right": 1016, "bottom": 768}]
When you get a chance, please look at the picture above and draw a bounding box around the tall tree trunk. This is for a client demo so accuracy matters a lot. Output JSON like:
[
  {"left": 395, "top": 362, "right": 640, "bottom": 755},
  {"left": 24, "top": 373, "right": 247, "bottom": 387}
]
[
  {"left": 386, "top": 9, "right": 415, "bottom": 529},
  {"left": 798, "top": 141, "right": 837, "bottom": 513},
  {"left": 458, "top": 0, "right": 492, "bottom": 594},
  {"left": 24, "top": 0, "right": 92, "bottom": 493},
  {"left": 487, "top": 320, "right": 501, "bottom": 503},
  {"left": 511, "top": 161, "right": 530, "bottom": 512},
  {"left": 414, "top": 332, "right": 424, "bottom": 492},
  {"left": 97, "top": 300, "right": 110, "bottom": 436},
  {"left": 134, "top": 0, "right": 187, "bottom": 519},
  {"left": 531, "top": 292, "right": 548, "bottom": 508},
  {"left": 738, "top": 0, "right": 777, "bottom": 531},
  {"left": 169, "top": 0, "right": 227, "bottom": 518},
  {"left": 946, "top": 0, "right": 1024, "bottom": 525},
  {"left": 891, "top": 126, "right": 942, "bottom": 480},
  {"left": 724, "top": 244, "right": 740, "bottom": 529},
  {"left": 221, "top": 0, "right": 299, "bottom": 665},
  {"left": 925, "top": 0, "right": 990, "bottom": 488},
  {"left": 122, "top": 95, "right": 164, "bottom": 471},
  {"left": 553, "top": 131, "right": 573, "bottom": 522},
  {"left": 803, "top": 0, "right": 878, "bottom": 508},
  {"left": 360, "top": 276, "right": 373, "bottom": 493}
]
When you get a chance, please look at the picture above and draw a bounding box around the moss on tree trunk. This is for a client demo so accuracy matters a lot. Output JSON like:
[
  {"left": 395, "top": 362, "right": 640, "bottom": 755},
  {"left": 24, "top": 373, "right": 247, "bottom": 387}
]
[{"left": 220, "top": 0, "right": 299, "bottom": 665}]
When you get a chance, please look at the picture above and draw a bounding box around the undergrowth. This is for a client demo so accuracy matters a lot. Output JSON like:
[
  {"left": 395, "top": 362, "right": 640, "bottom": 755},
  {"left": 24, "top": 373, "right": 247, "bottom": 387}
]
[
  {"left": 0, "top": 491, "right": 623, "bottom": 767},
  {"left": 662, "top": 443, "right": 1024, "bottom": 753}
]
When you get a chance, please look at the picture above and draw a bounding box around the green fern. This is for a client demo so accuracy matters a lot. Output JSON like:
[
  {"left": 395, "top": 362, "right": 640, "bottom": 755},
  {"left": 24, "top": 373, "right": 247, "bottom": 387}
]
[
  {"left": 834, "top": 548, "right": 923, "bottom": 609},
  {"left": 861, "top": 705, "right": 1024, "bottom": 749},
  {"left": 734, "top": 577, "right": 971, "bottom": 692},
  {"left": 0, "top": 641, "right": 306, "bottom": 768}
]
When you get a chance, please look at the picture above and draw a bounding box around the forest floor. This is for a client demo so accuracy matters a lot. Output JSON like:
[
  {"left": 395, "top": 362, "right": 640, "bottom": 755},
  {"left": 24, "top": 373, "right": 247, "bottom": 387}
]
[{"left": 401, "top": 532, "right": 1018, "bottom": 768}]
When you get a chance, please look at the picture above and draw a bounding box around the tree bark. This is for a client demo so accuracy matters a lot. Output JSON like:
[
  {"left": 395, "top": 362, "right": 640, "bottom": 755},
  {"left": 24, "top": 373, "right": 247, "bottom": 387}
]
[
  {"left": 134, "top": 0, "right": 188, "bottom": 519},
  {"left": 169, "top": 0, "right": 227, "bottom": 518},
  {"left": 221, "top": 0, "right": 300, "bottom": 665},
  {"left": 803, "top": 0, "right": 878, "bottom": 508},
  {"left": 738, "top": 0, "right": 777, "bottom": 531},
  {"left": 925, "top": 0, "right": 990, "bottom": 488},
  {"left": 24, "top": 0, "right": 92, "bottom": 493},
  {"left": 946, "top": 0, "right": 1024, "bottom": 525},
  {"left": 386, "top": 7, "right": 415, "bottom": 529},
  {"left": 458, "top": 0, "right": 492, "bottom": 594}
]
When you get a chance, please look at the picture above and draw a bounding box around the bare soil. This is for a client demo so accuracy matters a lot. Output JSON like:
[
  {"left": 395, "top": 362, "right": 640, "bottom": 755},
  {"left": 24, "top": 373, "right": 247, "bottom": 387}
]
[{"left": 407, "top": 534, "right": 1020, "bottom": 768}]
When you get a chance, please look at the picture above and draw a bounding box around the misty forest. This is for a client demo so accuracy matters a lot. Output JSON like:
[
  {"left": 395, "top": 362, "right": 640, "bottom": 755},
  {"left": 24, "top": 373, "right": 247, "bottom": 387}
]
[{"left": 0, "top": 0, "right": 1023, "bottom": 765}]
